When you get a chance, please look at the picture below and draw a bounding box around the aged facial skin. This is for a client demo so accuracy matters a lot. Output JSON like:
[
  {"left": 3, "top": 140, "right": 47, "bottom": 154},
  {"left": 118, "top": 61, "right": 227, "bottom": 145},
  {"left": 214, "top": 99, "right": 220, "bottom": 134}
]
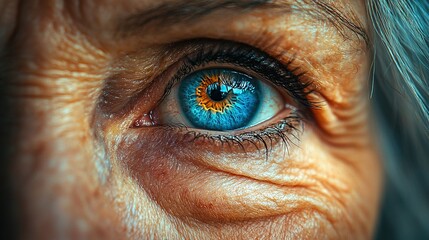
[{"left": 0, "top": 0, "right": 381, "bottom": 239}]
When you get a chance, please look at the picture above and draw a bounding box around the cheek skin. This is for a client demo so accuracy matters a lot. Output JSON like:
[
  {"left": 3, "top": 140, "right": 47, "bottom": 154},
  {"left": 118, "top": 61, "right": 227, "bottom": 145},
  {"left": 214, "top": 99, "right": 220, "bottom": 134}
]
[
  {"left": 104, "top": 96, "right": 380, "bottom": 240},
  {"left": 102, "top": 129, "right": 342, "bottom": 239}
]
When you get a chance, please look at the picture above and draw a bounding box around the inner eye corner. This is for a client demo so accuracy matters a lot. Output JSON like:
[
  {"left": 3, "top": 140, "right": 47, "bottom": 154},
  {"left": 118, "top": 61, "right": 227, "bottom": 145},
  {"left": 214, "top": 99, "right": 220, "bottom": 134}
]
[{"left": 131, "top": 110, "right": 158, "bottom": 128}]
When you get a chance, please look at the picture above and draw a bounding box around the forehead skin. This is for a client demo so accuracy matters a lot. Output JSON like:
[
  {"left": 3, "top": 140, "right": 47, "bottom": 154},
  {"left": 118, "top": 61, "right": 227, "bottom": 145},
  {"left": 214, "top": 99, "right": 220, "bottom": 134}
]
[{"left": 0, "top": 0, "right": 381, "bottom": 239}]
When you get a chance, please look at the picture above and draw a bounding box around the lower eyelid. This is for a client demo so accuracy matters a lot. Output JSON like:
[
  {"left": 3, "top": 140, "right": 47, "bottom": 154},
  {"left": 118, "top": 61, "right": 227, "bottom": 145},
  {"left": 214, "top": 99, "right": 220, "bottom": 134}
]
[
  {"left": 123, "top": 113, "right": 304, "bottom": 189},
  {"left": 150, "top": 111, "right": 303, "bottom": 157}
]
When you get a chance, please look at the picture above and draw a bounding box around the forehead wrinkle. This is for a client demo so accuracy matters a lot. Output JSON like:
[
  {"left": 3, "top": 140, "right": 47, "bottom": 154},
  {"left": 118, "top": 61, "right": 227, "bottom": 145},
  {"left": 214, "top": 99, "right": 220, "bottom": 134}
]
[
  {"left": 113, "top": 0, "right": 368, "bottom": 47},
  {"left": 58, "top": 0, "right": 369, "bottom": 48}
]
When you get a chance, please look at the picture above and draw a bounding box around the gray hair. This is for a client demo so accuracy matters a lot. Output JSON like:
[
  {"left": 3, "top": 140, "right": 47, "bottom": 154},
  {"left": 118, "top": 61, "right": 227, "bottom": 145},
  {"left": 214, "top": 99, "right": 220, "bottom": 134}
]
[{"left": 368, "top": 0, "right": 429, "bottom": 239}]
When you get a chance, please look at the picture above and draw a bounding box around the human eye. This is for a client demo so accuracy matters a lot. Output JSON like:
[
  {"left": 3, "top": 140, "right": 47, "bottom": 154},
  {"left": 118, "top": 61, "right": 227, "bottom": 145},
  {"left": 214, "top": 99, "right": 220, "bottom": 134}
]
[
  {"left": 95, "top": 1, "right": 379, "bottom": 237},
  {"left": 132, "top": 40, "right": 315, "bottom": 153}
]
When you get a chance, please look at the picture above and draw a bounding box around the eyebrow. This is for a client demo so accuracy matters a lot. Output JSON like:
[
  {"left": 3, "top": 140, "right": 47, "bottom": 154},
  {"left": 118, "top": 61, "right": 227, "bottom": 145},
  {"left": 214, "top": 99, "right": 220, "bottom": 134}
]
[{"left": 119, "top": 0, "right": 369, "bottom": 45}]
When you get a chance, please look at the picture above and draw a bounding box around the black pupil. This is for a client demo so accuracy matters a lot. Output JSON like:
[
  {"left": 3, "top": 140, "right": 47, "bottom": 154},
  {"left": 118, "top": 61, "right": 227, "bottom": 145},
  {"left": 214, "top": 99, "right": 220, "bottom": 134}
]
[{"left": 207, "top": 84, "right": 228, "bottom": 101}]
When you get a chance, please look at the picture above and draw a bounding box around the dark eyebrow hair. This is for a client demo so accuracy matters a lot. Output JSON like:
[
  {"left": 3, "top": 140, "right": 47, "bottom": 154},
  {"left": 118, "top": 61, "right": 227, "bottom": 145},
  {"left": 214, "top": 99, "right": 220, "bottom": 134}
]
[{"left": 119, "top": 0, "right": 369, "bottom": 45}]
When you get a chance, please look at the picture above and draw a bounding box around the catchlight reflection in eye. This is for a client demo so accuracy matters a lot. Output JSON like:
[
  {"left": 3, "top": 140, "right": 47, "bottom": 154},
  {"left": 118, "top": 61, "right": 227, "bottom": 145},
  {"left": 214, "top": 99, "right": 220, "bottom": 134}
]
[{"left": 159, "top": 68, "right": 285, "bottom": 131}]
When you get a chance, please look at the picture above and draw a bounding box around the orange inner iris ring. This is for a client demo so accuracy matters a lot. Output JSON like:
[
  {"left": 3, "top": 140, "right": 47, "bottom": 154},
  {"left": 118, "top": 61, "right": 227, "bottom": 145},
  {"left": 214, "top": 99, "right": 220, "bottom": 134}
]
[{"left": 195, "top": 75, "right": 234, "bottom": 113}]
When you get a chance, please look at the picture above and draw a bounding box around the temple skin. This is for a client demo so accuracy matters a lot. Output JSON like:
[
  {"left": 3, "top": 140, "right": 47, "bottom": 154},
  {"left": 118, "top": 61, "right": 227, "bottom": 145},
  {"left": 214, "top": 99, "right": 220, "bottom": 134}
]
[{"left": 0, "top": 0, "right": 381, "bottom": 239}]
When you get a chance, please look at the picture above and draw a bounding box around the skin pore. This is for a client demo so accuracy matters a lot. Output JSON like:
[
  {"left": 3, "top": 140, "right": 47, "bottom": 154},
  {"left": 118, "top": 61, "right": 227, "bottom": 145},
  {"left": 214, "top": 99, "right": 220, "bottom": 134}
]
[{"left": 1, "top": 0, "right": 382, "bottom": 239}]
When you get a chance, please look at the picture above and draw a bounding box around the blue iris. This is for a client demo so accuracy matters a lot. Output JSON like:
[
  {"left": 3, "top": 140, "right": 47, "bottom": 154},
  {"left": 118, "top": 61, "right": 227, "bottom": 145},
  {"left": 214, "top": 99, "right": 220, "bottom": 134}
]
[{"left": 178, "top": 69, "right": 262, "bottom": 131}]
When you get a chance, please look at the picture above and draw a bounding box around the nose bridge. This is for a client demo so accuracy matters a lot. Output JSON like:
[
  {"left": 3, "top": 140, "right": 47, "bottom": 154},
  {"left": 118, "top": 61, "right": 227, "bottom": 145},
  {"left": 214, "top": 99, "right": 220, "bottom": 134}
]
[{"left": 0, "top": 3, "right": 115, "bottom": 237}]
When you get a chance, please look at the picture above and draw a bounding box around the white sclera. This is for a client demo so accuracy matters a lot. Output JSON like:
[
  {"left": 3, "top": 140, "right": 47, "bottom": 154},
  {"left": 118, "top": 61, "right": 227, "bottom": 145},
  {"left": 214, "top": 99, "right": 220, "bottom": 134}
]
[{"left": 243, "top": 81, "right": 284, "bottom": 129}]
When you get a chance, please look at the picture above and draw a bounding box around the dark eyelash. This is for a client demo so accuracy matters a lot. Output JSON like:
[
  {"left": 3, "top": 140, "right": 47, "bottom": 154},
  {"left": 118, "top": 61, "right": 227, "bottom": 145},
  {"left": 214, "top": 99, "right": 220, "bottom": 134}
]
[
  {"left": 184, "top": 114, "right": 303, "bottom": 160},
  {"left": 162, "top": 39, "right": 317, "bottom": 110},
  {"left": 156, "top": 112, "right": 303, "bottom": 161}
]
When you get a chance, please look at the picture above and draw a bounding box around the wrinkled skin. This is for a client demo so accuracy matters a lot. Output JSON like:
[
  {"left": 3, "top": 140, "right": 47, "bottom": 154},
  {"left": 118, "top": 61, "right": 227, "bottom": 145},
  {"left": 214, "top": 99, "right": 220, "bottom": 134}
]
[{"left": 0, "top": 0, "right": 381, "bottom": 239}]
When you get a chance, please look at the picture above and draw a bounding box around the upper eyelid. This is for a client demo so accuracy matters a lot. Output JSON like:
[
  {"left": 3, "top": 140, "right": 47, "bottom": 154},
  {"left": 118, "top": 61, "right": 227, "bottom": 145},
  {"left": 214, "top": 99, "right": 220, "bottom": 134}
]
[
  {"left": 160, "top": 40, "right": 318, "bottom": 111},
  {"left": 100, "top": 38, "right": 318, "bottom": 118}
]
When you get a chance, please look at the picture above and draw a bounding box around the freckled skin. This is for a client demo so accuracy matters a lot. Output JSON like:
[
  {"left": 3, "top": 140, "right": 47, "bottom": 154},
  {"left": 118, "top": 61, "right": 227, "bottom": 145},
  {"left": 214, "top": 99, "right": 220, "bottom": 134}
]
[{"left": 0, "top": 0, "right": 381, "bottom": 239}]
